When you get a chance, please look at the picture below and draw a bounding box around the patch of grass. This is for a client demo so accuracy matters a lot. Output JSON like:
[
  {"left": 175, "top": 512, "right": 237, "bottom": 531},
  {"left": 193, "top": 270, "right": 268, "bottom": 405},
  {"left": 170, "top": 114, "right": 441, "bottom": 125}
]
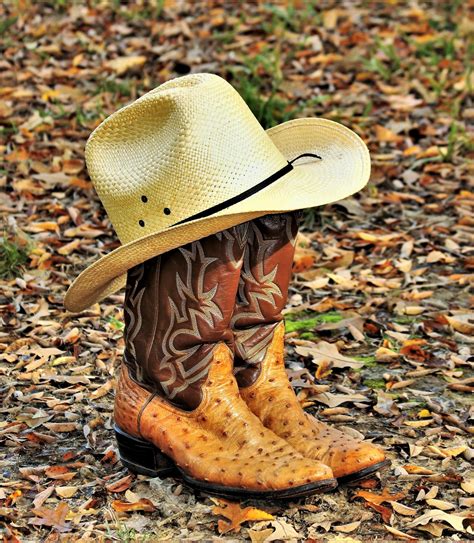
[
  {"left": 0, "top": 232, "right": 32, "bottom": 279},
  {"left": 107, "top": 316, "right": 124, "bottom": 331},
  {"left": 229, "top": 46, "right": 303, "bottom": 129},
  {"left": 0, "top": 16, "right": 17, "bottom": 37},
  {"left": 96, "top": 78, "right": 133, "bottom": 97},
  {"left": 261, "top": 2, "right": 320, "bottom": 34},
  {"left": 111, "top": 524, "right": 151, "bottom": 543},
  {"left": 354, "top": 355, "right": 378, "bottom": 367},
  {"left": 285, "top": 311, "right": 343, "bottom": 333},
  {"left": 363, "top": 378, "right": 386, "bottom": 390},
  {"left": 299, "top": 331, "right": 318, "bottom": 341},
  {"left": 75, "top": 107, "right": 101, "bottom": 128},
  {"left": 441, "top": 121, "right": 474, "bottom": 162},
  {"left": 362, "top": 37, "right": 401, "bottom": 81}
]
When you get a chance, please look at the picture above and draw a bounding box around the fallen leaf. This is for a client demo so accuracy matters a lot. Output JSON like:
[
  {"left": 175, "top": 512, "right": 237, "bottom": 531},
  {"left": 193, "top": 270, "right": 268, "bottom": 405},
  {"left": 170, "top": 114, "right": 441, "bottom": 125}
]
[
  {"left": 31, "top": 503, "right": 70, "bottom": 532},
  {"left": 384, "top": 525, "right": 417, "bottom": 540},
  {"left": 212, "top": 500, "right": 273, "bottom": 534},
  {"left": 334, "top": 521, "right": 361, "bottom": 533},
  {"left": 390, "top": 502, "right": 417, "bottom": 516},
  {"left": 295, "top": 342, "right": 363, "bottom": 369},
  {"left": 55, "top": 486, "right": 78, "bottom": 498},
  {"left": 426, "top": 498, "right": 456, "bottom": 511},
  {"left": 445, "top": 314, "right": 474, "bottom": 335},
  {"left": 106, "top": 475, "right": 134, "bottom": 493},
  {"left": 263, "top": 520, "right": 302, "bottom": 541},
  {"left": 105, "top": 55, "right": 147, "bottom": 75},
  {"left": 354, "top": 488, "right": 406, "bottom": 506},
  {"left": 44, "top": 466, "right": 75, "bottom": 481},
  {"left": 461, "top": 479, "right": 474, "bottom": 494},
  {"left": 406, "top": 509, "right": 470, "bottom": 533},
  {"left": 111, "top": 499, "right": 155, "bottom": 513},
  {"left": 403, "top": 465, "right": 435, "bottom": 475}
]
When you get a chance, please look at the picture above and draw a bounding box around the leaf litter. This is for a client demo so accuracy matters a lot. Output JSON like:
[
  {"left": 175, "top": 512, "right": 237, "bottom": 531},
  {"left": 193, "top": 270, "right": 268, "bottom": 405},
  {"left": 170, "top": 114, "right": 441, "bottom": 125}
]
[{"left": 0, "top": 1, "right": 473, "bottom": 541}]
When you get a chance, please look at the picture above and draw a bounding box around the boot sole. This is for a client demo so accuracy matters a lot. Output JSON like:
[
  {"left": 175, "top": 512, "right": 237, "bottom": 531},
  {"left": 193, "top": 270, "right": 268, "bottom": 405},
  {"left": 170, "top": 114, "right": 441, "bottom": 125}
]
[
  {"left": 114, "top": 425, "right": 337, "bottom": 499},
  {"left": 337, "top": 459, "right": 391, "bottom": 485}
]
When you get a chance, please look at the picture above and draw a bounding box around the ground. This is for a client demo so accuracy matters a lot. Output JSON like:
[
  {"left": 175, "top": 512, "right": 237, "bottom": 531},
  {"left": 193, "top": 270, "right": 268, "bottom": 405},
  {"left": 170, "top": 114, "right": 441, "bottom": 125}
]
[{"left": 0, "top": 1, "right": 473, "bottom": 542}]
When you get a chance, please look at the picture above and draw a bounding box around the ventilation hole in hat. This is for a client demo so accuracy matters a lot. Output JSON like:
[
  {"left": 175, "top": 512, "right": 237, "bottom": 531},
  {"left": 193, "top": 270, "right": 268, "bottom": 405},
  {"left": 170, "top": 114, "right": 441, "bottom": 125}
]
[
  {"left": 164, "top": 207, "right": 171, "bottom": 215},
  {"left": 141, "top": 195, "right": 148, "bottom": 203},
  {"left": 138, "top": 220, "right": 145, "bottom": 227}
]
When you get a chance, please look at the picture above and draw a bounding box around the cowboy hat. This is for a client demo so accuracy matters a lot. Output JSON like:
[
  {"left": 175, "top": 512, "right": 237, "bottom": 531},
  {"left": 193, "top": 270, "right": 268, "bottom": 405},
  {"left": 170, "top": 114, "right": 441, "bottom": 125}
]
[{"left": 64, "top": 73, "right": 370, "bottom": 312}]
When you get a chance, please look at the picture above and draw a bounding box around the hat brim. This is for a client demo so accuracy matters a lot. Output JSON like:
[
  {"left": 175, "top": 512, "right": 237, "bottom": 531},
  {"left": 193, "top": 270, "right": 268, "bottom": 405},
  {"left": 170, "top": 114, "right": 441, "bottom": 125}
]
[{"left": 64, "top": 118, "right": 370, "bottom": 312}]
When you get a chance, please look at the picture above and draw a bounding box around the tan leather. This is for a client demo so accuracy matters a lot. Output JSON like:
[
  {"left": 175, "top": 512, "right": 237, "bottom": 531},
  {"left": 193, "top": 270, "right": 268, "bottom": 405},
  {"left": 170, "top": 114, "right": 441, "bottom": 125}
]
[
  {"left": 232, "top": 212, "right": 302, "bottom": 387},
  {"left": 114, "top": 342, "right": 334, "bottom": 490},
  {"left": 240, "top": 322, "right": 386, "bottom": 479},
  {"left": 123, "top": 223, "right": 249, "bottom": 409}
]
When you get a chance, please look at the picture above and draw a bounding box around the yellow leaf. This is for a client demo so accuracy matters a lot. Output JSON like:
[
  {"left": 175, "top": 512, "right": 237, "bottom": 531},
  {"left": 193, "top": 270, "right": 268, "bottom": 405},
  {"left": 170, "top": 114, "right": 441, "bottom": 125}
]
[
  {"left": 445, "top": 314, "right": 474, "bottom": 335},
  {"left": 403, "top": 464, "right": 434, "bottom": 475},
  {"left": 55, "top": 486, "right": 78, "bottom": 498},
  {"left": 213, "top": 500, "right": 273, "bottom": 534},
  {"left": 375, "top": 125, "right": 404, "bottom": 143},
  {"left": 323, "top": 9, "right": 339, "bottom": 29},
  {"left": 105, "top": 55, "right": 147, "bottom": 75},
  {"left": 404, "top": 419, "right": 433, "bottom": 427}
]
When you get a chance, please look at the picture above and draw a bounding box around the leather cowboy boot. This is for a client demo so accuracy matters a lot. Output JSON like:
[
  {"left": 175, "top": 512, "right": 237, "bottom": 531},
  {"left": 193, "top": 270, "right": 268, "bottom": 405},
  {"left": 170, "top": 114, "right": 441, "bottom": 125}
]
[
  {"left": 114, "top": 222, "right": 337, "bottom": 499},
  {"left": 232, "top": 212, "right": 389, "bottom": 483}
]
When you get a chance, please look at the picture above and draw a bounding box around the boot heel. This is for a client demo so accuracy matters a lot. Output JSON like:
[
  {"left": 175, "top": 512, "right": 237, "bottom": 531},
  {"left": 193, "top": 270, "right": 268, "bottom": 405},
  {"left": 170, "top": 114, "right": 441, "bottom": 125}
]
[{"left": 114, "top": 425, "right": 176, "bottom": 478}]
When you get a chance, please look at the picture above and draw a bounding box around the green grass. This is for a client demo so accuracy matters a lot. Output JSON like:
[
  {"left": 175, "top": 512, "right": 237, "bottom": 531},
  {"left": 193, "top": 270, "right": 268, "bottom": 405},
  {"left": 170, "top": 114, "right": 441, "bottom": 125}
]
[
  {"left": 0, "top": 232, "right": 31, "bottom": 279},
  {"left": 96, "top": 78, "right": 133, "bottom": 97},
  {"left": 363, "top": 378, "right": 386, "bottom": 390},
  {"left": 354, "top": 355, "right": 378, "bottom": 368},
  {"left": 0, "top": 16, "right": 17, "bottom": 37},
  {"left": 107, "top": 315, "right": 124, "bottom": 331},
  {"left": 285, "top": 311, "right": 343, "bottom": 333},
  {"left": 229, "top": 46, "right": 305, "bottom": 129}
]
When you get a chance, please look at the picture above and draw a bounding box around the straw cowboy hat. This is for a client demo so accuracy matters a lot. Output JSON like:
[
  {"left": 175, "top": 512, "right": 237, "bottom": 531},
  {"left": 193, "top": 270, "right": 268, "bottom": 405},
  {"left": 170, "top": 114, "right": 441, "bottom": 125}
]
[{"left": 64, "top": 73, "right": 370, "bottom": 312}]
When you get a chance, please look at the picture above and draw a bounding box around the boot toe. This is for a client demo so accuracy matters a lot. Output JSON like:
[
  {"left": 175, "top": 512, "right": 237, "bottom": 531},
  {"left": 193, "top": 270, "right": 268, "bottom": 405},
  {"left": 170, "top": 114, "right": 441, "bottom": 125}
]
[{"left": 329, "top": 441, "right": 386, "bottom": 479}]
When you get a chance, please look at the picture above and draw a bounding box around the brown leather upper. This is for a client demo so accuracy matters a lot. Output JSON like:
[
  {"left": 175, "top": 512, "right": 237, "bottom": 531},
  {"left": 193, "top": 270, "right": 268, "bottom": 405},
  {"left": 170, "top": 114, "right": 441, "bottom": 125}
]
[
  {"left": 123, "top": 223, "right": 249, "bottom": 409},
  {"left": 114, "top": 342, "right": 334, "bottom": 490},
  {"left": 240, "top": 322, "right": 386, "bottom": 479},
  {"left": 232, "top": 212, "right": 301, "bottom": 387}
]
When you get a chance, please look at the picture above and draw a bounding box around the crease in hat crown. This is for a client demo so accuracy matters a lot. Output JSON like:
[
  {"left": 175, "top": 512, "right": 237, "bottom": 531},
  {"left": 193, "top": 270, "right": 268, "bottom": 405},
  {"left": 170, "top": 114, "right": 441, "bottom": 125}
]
[{"left": 85, "top": 73, "right": 289, "bottom": 245}]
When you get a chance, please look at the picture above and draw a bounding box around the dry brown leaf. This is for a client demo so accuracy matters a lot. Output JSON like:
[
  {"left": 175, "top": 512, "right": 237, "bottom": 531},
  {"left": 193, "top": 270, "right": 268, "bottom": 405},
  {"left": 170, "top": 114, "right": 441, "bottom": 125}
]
[
  {"left": 384, "top": 525, "right": 417, "bottom": 540},
  {"left": 44, "top": 466, "right": 75, "bottom": 481},
  {"left": 105, "top": 475, "right": 134, "bottom": 493},
  {"left": 333, "top": 521, "right": 361, "bottom": 533},
  {"left": 212, "top": 500, "right": 273, "bottom": 534},
  {"left": 295, "top": 342, "right": 363, "bottom": 370},
  {"left": 354, "top": 488, "right": 406, "bottom": 506},
  {"left": 446, "top": 314, "right": 474, "bottom": 335},
  {"left": 111, "top": 498, "right": 155, "bottom": 513},
  {"left": 262, "top": 520, "right": 302, "bottom": 541},
  {"left": 406, "top": 509, "right": 470, "bottom": 533},
  {"left": 55, "top": 486, "right": 78, "bottom": 498},
  {"left": 461, "top": 479, "right": 474, "bottom": 494},
  {"left": 403, "top": 465, "right": 435, "bottom": 475},
  {"left": 390, "top": 501, "right": 417, "bottom": 516},
  {"left": 105, "top": 55, "right": 147, "bottom": 75},
  {"left": 31, "top": 502, "right": 70, "bottom": 532},
  {"left": 426, "top": 498, "right": 456, "bottom": 511},
  {"left": 375, "top": 125, "right": 404, "bottom": 143}
]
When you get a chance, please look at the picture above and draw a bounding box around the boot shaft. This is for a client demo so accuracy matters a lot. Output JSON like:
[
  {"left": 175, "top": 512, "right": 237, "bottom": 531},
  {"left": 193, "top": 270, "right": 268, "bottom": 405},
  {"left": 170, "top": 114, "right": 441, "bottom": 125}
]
[
  {"left": 124, "top": 223, "right": 249, "bottom": 409},
  {"left": 232, "top": 211, "right": 302, "bottom": 386}
]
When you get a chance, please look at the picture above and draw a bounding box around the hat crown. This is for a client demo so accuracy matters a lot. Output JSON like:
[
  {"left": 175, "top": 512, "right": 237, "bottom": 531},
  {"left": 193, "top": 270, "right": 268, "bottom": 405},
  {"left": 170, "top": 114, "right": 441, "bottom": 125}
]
[{"left": 85, "top": 73, "right": 287, "bottom": 243}]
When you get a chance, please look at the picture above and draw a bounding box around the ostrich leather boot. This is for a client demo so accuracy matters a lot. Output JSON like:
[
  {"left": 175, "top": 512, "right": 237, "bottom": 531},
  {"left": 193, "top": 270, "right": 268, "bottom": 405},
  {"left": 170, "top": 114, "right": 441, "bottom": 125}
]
[
  {"left": 232, "top": 212, "right": 389, "bottom": 482},
  {"left": 113, "top": 222, "right": 336, "bottom": 499}
]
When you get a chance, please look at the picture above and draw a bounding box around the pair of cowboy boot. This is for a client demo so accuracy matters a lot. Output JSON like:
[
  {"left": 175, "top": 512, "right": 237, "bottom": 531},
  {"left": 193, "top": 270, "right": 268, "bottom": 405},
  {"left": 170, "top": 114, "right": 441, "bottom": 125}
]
[{"left": 114, "top": 213, "right": 387, "bottom": 498}]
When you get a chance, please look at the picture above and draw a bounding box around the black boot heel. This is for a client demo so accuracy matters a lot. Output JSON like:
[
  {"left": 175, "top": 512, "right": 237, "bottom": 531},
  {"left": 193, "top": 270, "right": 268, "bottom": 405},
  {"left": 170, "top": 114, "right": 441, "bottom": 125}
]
[{"left": 114, "top": 425, "right": 176, "bottom": 478}]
